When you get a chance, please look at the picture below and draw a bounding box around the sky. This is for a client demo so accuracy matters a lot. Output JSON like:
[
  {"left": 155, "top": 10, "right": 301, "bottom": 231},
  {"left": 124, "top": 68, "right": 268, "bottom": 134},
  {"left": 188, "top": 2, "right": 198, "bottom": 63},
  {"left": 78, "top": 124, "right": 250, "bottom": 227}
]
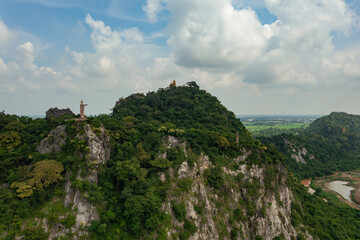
[{"left": 0, "top": 0, "right": 360, "bottom": 116}]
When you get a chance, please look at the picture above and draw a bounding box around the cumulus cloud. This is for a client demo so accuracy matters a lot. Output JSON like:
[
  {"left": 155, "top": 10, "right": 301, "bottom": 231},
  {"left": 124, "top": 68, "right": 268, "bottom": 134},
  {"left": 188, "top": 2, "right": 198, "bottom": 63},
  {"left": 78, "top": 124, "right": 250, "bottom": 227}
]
[
  {"left": 3, "top": 0, "right": 360, "bottom": 115},
  {"left": 0, "top": 37, "right": 74, "bottom": 95},
  {"left": 0, "top": 19, "right": 16, "bottom": 48},
  {"left": 243, "top": 0, "right": 358, "bottom": 88},
  {"left": 85, "top": 14, "right": 122, "bottom": 51},
  {"left": 166, "top": 0, "right": 275, "bottom": 70},
  {"left": 142, "top": 0, "right": 165, "bottom": 23},
  {"left": 66, "top": 14, "right": 165, "bottom": 93},
  {"left": 143, "top": 0, "right": 360, "bottom": 90}
]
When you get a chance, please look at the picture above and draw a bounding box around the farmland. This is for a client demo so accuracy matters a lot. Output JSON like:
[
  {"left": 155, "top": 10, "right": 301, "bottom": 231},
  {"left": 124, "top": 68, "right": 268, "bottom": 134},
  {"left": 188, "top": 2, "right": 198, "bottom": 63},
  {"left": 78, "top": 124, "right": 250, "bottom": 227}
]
[{"left": 239, "top": 115, "right": 321, "bottom": 137}]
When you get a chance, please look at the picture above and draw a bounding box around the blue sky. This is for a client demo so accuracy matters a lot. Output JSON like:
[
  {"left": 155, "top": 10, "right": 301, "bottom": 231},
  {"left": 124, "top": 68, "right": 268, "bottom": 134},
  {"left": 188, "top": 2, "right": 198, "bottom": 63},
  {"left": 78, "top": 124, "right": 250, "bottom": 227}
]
[{"left": 0, "top": 0, "right": 360, "bottom": 116}]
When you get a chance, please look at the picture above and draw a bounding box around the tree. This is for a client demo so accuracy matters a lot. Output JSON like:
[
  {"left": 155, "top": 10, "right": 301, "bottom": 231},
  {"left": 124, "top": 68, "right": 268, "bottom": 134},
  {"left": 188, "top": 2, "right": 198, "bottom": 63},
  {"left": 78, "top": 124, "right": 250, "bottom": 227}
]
[
  {"left": 10, "top": 181, "right": 33, "bottom": 198},
  {"left": 186, "top": 81, "right": 199, "bottom": 89},
  {"left": 11, "top": 160, "right": 64, "bottom": 198},
  {"left": 30, "top": 160, "right": 64, "bottom": 189},
  {"left": 116, "top": 158, "right": 148, "bottom": 182},
  {"left": 0, "top": 131, "right": 22, "bottom": 151}
]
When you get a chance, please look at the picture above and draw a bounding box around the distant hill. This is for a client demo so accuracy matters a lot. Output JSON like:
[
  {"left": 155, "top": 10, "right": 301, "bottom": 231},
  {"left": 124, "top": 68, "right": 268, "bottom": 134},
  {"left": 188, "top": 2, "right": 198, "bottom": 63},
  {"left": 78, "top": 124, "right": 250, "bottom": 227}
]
[
  {"left": 261, "top": 112, "right": 360, "bottom": 179},
  {"left": 307, "top": 112, "right": 360, "bottom": 137}
]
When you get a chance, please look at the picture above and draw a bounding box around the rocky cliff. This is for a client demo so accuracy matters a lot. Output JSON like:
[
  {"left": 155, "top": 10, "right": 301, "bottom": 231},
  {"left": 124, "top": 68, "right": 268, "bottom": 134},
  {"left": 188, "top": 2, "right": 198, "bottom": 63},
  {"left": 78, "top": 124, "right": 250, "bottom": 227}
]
[
  {"left": 1, "top": 85, "right": 359, "bottom": 240},
  {"left": 46, "top": 107, "right": 75, "bottom": 119},
  {"left": 37, "top": 123, "right": 110, "bottom": 239},
  {"left": 37, "top": 125, "right": 67, "bottom": 154},
  {"left": 159, "top": 137, "right": 309, "bottom": 240}
]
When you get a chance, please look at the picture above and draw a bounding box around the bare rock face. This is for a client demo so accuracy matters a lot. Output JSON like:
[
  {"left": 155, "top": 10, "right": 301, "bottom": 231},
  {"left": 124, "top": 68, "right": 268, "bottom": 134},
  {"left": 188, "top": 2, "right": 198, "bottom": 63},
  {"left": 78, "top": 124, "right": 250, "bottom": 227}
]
[
  {"left": 64, "top": 124, "right": 110, "bottom": 239},
  {"left": 284, "top": 138, "right": 315, "bottom": 164},
  {"left": 37, "top": 125, "right": 67, "bottom": 154},
  {"left": 291, "top": 151, "right": 307, "bottom": 164},
  {"left": 164, "top": 135, "right": 187, "bottom": 149},
  {"left": 157, "top": 135, "right": 187, "bottom": 160},
  {"left": 46, "top": 107, "right": 75, "bottom": 119},
  {"left": 42, "top": 124, "right": 110, "bottom": 240},
  {"left": 83, "top": 124, "right": 111, "bottom": 168},
  {"left": 162, "top": 136, "right": 307, "bottom": 240}
]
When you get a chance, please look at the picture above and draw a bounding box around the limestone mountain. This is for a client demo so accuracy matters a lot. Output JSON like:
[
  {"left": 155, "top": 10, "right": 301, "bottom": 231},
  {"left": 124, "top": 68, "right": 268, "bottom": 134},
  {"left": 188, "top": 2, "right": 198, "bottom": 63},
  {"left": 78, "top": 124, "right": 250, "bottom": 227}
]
[
  {"left": 307, "top": 112, "right": 360, "bottom": 137},
  {"left": 260, "top": 112, "right": 360, "bottom": 179},
  {"left": 0, "top": 84, "right": 360, "bottom": 239}
]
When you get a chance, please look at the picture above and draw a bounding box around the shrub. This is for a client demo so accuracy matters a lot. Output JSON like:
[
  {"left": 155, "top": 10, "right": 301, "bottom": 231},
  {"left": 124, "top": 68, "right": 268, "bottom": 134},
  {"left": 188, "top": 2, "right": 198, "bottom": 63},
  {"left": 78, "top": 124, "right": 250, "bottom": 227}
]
[
  {"left": 205, "top": 166, "right": 224, "bottom": 190},
  {"left": 171, "top": 201, "right": 186, "bottom": 222}
]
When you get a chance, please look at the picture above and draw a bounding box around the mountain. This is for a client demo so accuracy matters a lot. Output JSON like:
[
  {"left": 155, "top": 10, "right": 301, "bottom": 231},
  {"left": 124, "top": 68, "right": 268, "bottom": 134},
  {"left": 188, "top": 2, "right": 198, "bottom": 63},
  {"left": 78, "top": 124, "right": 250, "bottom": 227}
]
[
  {"left": 260, "top": 112, "right": 360, "bottom": 179},
  {"left": 1, "top": 84, "right": 360, "bottom": 239},
  {"left": 307, "top": 112, "right": 360, "bottom": 137}
]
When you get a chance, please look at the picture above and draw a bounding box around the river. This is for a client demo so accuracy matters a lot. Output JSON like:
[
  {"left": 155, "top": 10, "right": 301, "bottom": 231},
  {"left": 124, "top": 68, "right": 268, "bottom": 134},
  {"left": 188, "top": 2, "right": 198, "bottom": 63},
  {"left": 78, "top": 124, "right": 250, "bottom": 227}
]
[{"left": 327, "top": 180, "right": 354, "bottom": 203}]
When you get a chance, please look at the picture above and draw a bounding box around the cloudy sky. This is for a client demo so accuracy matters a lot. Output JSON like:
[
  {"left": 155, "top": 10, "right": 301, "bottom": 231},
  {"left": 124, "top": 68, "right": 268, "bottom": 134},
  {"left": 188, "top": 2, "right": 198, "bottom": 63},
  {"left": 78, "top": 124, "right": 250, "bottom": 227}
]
[{"left": 0, "top": 0, "right": 360, "bottom": 116}]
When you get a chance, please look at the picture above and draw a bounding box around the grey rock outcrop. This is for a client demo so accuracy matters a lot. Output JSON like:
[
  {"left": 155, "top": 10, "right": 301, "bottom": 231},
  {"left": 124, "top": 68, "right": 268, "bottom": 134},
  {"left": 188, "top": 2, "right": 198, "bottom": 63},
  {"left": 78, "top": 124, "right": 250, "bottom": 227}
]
[
  {"left": 284, "top": 138, "right": 315, "bottom": 164},
  {"left": 40, "top": 124, "right": 110, "bottom": 240},
  {"left": 37, "top": 125, "right": 67, "bottom": 154},
  {"left": 46, "top": 107, "right": 75, "bottom": 119},
  {"left": 162, "top": 136, "right": 308, "bottom": 240},
  {"left": 291, "top": 150, "right": 307, "bottom": 164},
  {"left": 64, "top": 124, "right": 110, "bottom": 239}
]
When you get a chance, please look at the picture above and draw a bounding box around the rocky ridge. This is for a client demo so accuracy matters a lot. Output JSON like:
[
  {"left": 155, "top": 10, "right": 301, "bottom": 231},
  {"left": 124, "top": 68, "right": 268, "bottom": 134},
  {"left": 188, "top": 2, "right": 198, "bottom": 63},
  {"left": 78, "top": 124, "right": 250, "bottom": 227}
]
[
  {"left": 283, "top": 138, "right": 315, "bottom": 164},
  {"left": 37, "top": 124, "right": 110, "bottom": 239},
  {"left": 46, "top": 107, "right": 75, "bottom": 119},
  {"left": 160, "top": 137, "right": 309, "bottom": 240},
  {"left": 37, "top": 125, "right": 67, "bottom": 154}
]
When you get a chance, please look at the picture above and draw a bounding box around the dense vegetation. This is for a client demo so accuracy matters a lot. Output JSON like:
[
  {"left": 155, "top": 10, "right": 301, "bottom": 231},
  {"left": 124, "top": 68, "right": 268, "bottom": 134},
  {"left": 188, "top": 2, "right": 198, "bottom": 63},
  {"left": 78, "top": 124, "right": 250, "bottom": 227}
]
[
  {"left": 308, "top": 112, "right": 360, "bottom": 138},
  {"left": 92, "top": 83, "right": 272, "bottom": 238},
  {"left": 111, "top": 82, "right": 260, "bottom": 157},
  {"left": 288, "top": 174, "right": 360, "bottom": 239},
  {"left": 0, "top": 112, "right": 76, "bottom": 238},
  {"left": 1, "top": 85, "right": 360, "bottom": 239},
  {"left": 260, "top": 112, "right": 360, "bottom": 179}
]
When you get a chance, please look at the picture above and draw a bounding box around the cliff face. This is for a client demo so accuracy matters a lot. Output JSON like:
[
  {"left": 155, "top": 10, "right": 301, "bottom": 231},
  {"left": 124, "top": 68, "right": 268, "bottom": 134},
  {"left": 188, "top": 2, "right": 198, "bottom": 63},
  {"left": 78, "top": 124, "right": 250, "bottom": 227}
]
[
  {"left": 3, "top": 87, "right": 360, "bottom": 240},
  {"left": 46, "top": 108, "right": 75, "bottom": 119},
  {"left": 37, "top": 130, "right": 306, "bottom": 240},
  {"left": 37, "top": 124, "right": 110, "bottom": 239},
  {"left": 37, "top": 125, "right": 67, "bottom": 154},
  {"left": 283, "top": 138, "right": 314, "bottom": 165},
  {"left": 160, "top": 137, "right": 308, "bottom": 240}
]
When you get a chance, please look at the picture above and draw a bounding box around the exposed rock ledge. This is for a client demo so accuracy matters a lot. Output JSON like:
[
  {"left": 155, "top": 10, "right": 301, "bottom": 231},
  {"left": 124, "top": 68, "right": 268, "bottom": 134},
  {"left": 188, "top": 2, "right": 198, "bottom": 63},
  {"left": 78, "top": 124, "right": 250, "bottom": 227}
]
[
  {"left": 37, "top": 125, "right": 67, "bottom": 154},
  {"left": 37, "top": 124, "right": 110, "bottom": 239}
]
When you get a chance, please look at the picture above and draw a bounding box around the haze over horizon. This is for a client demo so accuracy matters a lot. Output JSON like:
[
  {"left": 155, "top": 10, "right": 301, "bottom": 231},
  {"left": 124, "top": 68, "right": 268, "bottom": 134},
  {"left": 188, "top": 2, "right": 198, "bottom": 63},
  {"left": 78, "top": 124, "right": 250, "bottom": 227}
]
[{"left": 1, "top": 0, "right": 360, "bottom": 116}]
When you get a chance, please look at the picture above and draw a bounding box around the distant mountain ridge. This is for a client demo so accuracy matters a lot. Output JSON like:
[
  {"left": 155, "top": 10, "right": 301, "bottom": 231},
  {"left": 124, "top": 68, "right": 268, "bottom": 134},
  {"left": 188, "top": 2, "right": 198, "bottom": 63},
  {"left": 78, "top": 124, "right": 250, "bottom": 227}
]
[
  {"left": 307, "top": 112, "right": 360, "bottom": 136},
  {"left": 261, "top": 112, "right": 360, "bottom": 179}
]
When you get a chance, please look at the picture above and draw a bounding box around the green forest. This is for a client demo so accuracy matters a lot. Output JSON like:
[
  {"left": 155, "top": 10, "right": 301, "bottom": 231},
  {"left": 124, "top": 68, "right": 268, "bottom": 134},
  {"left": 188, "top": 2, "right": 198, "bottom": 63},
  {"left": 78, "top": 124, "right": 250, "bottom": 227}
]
[
  {"left": 1, "top": 83, "right": 360, "bottom": 239},
  {"left": 260, "top": 112, "right": 360, "bottom": 179}
]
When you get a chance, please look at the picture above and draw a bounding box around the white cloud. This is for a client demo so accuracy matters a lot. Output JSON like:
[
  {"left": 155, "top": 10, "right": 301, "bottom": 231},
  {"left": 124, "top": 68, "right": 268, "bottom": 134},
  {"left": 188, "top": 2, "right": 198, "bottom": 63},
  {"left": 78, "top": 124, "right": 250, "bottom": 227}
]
[
  {"left": 120, "top": 28, "right": 144, "bottom": 43},
  {"left": 3, "top": 1, "right": 360, "bottom": 115},
  {"left": 165, "top": 0, "right": 275, "bottom": 70},
  {"left": 85, "top": 14, "right": 122, "bottom": 51},
  {"left": 16, "top": 42, "right": 36, "bottom": 71},
  {"left": 0, "top": 30, "right": 74, "bottom": 96},
  {"left": 0, "top": 58, "right": 7, "bottom": 70},
  {"left": 71, "top": 51, "right": 84, "bottom": 65},
  {"left": 0, "top": 19, "right": 16, "bottom": 48},
  {"left": 66, "top": 15, "right": 165, "bottom": 92},
  {"left": 142, "top": 0, "right": 165, "bottom": 23},
  {"left": 142, "top": 0, "right": 359, "bottom": 90},
  {"left": 243, "top": 0, "right": 358, "bottom": 87}
]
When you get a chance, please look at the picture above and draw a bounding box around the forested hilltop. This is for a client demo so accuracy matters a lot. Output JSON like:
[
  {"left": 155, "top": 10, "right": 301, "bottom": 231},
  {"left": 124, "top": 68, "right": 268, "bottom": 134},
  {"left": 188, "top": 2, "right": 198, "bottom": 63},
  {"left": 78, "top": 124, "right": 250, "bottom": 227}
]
[
  {"left": 1, "top": 83, "right": 360, "bottom": 239},
  {"left": 260, "top": 112, "right": 360, "bottom": 179}
]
